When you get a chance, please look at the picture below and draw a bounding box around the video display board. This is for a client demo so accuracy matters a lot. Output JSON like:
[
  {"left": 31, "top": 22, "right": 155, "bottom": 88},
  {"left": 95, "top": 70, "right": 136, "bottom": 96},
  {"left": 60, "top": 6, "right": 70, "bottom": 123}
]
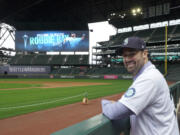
[{"left": 15, "top": 31, "right": 89, "bottom": 52}]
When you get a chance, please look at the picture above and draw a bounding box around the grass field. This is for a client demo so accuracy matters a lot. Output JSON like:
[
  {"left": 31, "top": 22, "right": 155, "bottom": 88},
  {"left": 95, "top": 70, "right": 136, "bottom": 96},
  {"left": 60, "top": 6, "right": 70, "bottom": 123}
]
[{"left": 0, "top": 79, "right": 132, "bottom": 119}]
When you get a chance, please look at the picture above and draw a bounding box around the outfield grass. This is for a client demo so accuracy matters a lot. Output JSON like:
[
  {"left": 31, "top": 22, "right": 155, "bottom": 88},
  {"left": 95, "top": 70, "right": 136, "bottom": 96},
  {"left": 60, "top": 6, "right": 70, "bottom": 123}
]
[{"left": 0, "top": 79, "right": 132, "bottom": 119}]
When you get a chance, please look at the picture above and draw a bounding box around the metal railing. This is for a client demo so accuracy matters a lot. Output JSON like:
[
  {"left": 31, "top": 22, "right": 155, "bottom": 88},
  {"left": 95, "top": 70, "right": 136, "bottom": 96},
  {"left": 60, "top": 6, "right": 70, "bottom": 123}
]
[{"left": 170, "top": 81, "right": 180, "bottom": 107}]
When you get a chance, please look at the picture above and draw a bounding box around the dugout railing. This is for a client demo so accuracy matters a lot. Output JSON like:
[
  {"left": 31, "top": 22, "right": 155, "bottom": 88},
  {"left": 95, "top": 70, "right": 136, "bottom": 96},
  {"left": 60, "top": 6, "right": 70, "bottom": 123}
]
[
  {"left": 51, "top": 81, "right": 180, "bottom": 135},
  {"left": 170, "top": 81, "right": 180, "bottom": 110}
]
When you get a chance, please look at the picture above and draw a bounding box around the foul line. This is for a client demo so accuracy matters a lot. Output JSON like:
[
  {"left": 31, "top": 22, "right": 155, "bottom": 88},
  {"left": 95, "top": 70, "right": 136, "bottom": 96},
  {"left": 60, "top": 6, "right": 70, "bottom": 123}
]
[{"left": 0, "top": 93, "right": 85, "bottom": 110}]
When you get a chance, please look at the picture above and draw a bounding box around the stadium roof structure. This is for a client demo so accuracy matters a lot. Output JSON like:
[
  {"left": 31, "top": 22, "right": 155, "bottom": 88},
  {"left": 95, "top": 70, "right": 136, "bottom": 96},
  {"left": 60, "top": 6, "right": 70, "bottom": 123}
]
[{"left": 0, "top": 0, "right": 180, "bottom": 30}]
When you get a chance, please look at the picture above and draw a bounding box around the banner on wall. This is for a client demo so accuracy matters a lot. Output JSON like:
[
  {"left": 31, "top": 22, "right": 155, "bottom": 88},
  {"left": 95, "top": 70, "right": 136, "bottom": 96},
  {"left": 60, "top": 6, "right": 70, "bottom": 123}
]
[{"left": 7, "top": 66, "right": 50, "bottom": 74}]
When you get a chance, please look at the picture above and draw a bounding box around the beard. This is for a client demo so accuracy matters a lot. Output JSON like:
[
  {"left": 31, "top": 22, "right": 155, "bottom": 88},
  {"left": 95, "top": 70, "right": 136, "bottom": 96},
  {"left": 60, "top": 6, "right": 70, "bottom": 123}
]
[{"left": 124, "top": 60, "right": 144, "bottom": 76}]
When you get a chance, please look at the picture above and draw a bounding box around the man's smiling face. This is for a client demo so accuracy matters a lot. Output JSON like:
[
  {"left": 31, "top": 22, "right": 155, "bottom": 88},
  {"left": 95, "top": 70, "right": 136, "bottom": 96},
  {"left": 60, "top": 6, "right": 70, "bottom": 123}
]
[{"left": 122, "top": 48, "right": 147, "bottom": 76}]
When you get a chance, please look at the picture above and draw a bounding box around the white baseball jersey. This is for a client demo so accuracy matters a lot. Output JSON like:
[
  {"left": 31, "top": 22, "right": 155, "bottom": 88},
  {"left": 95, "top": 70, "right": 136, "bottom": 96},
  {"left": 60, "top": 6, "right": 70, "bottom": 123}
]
[{"left": 119, "top": 62, "right": 179, "bottom": 135}]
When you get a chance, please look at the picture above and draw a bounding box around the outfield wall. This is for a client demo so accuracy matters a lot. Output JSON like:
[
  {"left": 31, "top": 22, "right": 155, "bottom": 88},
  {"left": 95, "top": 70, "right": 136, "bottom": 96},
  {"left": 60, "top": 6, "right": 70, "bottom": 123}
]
[{"left": 0, "top": 74, "right": 133, "bottom": 79}]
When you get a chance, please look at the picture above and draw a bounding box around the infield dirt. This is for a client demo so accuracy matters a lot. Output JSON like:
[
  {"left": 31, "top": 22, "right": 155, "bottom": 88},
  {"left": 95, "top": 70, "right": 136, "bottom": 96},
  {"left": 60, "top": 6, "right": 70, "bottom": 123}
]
[{"left": 0, "top": 81, "right": 109, "bottom": 90}]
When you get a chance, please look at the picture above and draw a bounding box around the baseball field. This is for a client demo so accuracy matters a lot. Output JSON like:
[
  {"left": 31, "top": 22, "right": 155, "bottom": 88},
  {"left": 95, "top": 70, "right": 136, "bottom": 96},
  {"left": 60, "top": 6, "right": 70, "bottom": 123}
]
[{"left": 0, "top": 78, "right": 132, "bottom": 119}]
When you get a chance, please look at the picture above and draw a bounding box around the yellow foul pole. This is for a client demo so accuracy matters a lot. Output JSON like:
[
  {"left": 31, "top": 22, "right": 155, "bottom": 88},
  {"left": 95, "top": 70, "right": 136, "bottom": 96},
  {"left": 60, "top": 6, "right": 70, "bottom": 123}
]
[{"left": 164, "top": 25, "right": 168, "bottom": 76}]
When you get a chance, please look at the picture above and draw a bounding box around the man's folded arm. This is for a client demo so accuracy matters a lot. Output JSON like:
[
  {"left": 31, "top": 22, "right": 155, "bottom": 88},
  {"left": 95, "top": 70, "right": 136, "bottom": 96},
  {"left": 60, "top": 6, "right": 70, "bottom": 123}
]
[{"left": 101, "top": 99, "right": 134, "bottom": 120}]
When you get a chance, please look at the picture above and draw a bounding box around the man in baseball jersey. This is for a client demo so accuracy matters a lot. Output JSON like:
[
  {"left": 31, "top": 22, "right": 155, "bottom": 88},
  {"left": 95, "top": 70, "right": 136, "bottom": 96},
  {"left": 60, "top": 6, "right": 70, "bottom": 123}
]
[{"left": 101, "top": 37, "right": 179, "bottom": 135}]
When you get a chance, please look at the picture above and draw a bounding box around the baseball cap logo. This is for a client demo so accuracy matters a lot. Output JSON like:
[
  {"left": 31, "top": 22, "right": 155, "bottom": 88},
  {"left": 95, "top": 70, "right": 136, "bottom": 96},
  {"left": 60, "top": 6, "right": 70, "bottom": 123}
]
[{"left": 123, "top": 38, "right": 128, "bottom": 46}]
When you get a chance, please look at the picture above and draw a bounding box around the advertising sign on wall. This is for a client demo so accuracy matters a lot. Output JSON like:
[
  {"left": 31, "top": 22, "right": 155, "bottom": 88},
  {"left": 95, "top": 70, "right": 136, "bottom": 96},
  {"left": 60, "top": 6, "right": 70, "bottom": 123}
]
[{"left": 104, "top": 75, "right": 118, "bottom": 79}]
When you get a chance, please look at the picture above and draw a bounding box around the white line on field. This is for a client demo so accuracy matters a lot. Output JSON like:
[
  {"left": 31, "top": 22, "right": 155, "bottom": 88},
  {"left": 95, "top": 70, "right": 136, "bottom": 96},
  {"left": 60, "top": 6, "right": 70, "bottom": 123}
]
[{"left": 0, "top": 93, "right": 85, "bottom": 110}]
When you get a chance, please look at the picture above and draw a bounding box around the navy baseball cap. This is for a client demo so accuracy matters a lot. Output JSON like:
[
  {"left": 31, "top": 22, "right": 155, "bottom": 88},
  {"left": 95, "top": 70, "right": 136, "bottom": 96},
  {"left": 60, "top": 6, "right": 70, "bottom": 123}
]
[{"left": 116, "top": 37, "right": 146, "bottom": 54}]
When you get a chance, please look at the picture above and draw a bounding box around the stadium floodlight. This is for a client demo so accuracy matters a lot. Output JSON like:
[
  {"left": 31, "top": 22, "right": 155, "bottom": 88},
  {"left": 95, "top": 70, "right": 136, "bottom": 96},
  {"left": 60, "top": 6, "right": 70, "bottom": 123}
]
[
  {"left": 119, "top": 13, "right": 126, "bottom": 19},
  {"left": 137, "top": 8, "right": 141, "bottom": 13},
  {"left": 121, "top": 15, "right": 125, "bottom": 19},
  {"left": 131, "top": 7, "right": 142, "bottom": 16},
  {"left": 132, "top": 9, "right": 136, "bottom": 14}
]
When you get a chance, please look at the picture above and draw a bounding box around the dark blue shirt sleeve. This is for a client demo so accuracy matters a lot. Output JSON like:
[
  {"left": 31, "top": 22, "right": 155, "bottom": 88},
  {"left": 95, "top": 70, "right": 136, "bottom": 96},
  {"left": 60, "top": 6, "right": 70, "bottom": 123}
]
[{"left": 101, "top": 99, "right": 134, "bottom": 120}]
